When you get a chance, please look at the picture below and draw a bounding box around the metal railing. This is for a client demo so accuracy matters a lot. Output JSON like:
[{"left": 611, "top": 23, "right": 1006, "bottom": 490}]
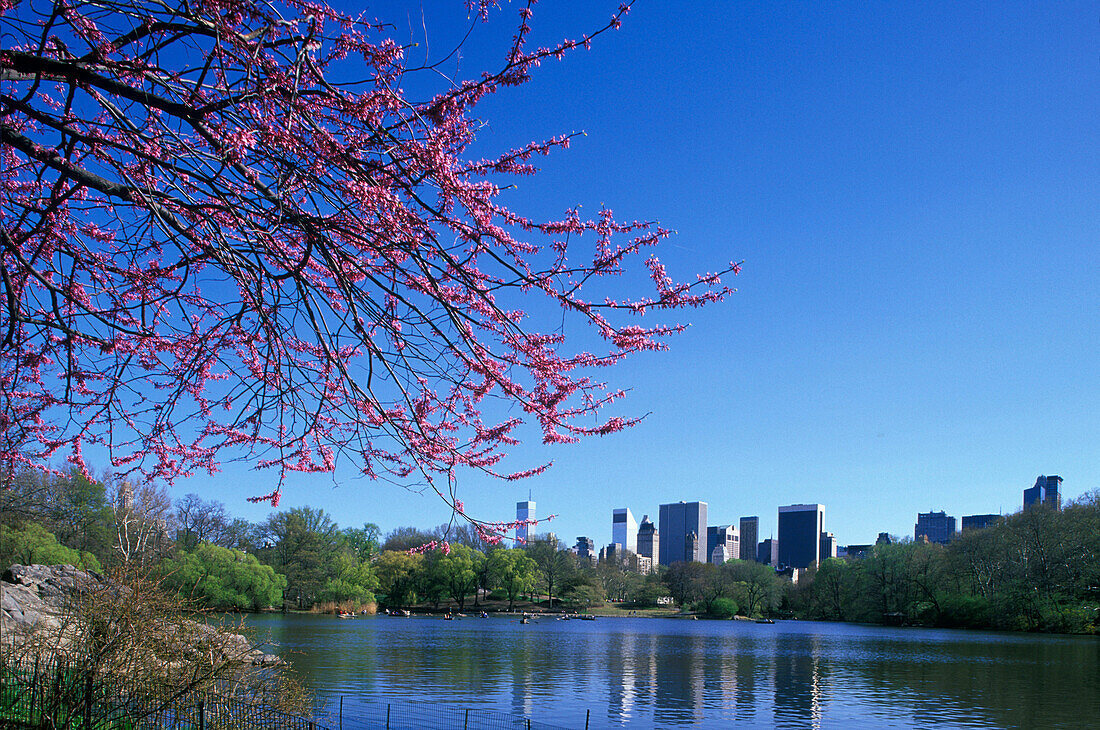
[{"left": 0, "top": 657, "right": 578, "bottom": 730}]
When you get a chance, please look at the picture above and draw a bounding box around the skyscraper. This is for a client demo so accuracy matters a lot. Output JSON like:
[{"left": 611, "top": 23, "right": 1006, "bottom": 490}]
[
  {"left": 758, "top": 538, "right": 779, "bottom": 566},
  {"left": 637, "top": 515, "right": 659, "bottom": 562},
  {"left": 961, "top": 514, "right": 1001, "bottom": 531},
  {"left": 706, "top": 525, "right": 739, "bottom": 565},
  {"left": 914, "top": 510, "right": 956, "bottom": 545},
  {"left": 658, "top": 501, "right": 708, "bottom": 565},
  {"left": 574, "top": 536, "right": 596, "bottom": 563},
  {"left": 819, "top": 531, "right": 837, "bottom": 560},
  {"left": 515, "top": 499, "right": 535, "bottom": 545},
  {"left": 739, "top": 516, "right": 759, "bottom": 561},
  {"left": 612, "top": 508, "right": 638, "bottom": 553},
  {"left": 1024, "top": 475, "right": 1063, "bottom": 511},
  {"left": 778, "top": 504, "right": 824, "bottom": 569}
]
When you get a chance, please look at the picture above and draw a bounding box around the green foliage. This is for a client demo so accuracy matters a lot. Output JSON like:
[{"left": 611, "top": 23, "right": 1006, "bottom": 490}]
[
  {"left": 160, "top": 543, "right": 286, "bottom": 610},
  {"left": 374, "top": 551, "right": 424, "bottom": 609},
  {"left": 486, "top": 548, "right": 538, "bottom": 609},
  {"left": 427, "top": 544, "right": 485, "bottom": 611},
  {"left": 0, "top": 522, "right": 102, "bottom": 572},
  {"left": 564, "top": 583, "right": 605, "bottom": 610},
  {"left": 709, "top": 597, "right": 738, "bottom": 619}
]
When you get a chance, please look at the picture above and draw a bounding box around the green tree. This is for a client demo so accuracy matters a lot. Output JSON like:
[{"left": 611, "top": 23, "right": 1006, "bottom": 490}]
[
  {"left": 318, "top": 551, "right": 379, "bottom": 605},
  {"left": 429, "top": 544, "right": 484, "bottom": 611},
  {"left": 258, "top": 507, "right": 341, "bottom": 608},
  {"left": 527, "top": 538, "right": 575, "bottom": 609},
  {"left": 161, "top": 543, "right": 286, "bottom": 610},
  {"left": 0, "top": 522, "right": 102, "bottom": 572},
  {"left": 663, "top": 561, "right": 709, "bottom": 609},
  {"left": 342, "top": 523, "right": 383, "bottom": 563},
  {"left": 375, "top": 551, "right": 424, "bottom": 610},
  {"left": 724, "top": 560, "right": 781, "bottom": 618},
  {"left": 486, "top": 548, "right": 538, "bottom": 610}
]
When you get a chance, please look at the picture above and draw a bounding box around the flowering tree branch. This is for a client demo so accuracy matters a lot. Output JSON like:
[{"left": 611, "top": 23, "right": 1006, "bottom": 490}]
[{"left": 1, "top": 0, "right": 738, "bottom": 513}]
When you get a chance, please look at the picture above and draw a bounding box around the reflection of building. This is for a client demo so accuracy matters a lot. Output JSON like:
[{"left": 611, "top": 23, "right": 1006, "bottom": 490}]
[
  {"left": 739, "top": 516, "right": 759, "bottom": 561},
  {"left": 515, "top": 500, "right": 535, "bottom": 545},
  {"left": 637, "top": 515, "right": 659, "bottom": 563},
  {"left": 778, "top": 504, "right": 824, "bottom": 568},
  {"left": 612, "top": 508, "right": 638, "bottom": 553},
  {"left": 659, "top": 501, "right": 708, "bottom": 564},
  {"left": 1024, "top": 475, "right": 1062, "bottom": 511},
  {"left": 758, "top": 538, "right": 778, "bottom": 566},
  {"left": 961, "top": 514, "right": 1001, "bottom": 531},
  {"left": 819, "top": 531, "right": 837, "bottom": 560},
  {"left": 914, "top": 511, "right": 955, "bottom": 545},
  {"left": 706, "top": 525, "right": 739, "bottom": 565}
]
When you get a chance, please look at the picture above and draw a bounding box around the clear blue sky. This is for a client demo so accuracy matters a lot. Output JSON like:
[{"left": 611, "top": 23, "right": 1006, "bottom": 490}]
[{"left": 162, "top": 1, "right": 1098, "bottom": 546}]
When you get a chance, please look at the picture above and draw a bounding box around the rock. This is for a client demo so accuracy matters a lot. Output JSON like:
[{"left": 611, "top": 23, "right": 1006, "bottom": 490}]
[{"left": 1, "top": 564, "right": 278, "bottom": 666}]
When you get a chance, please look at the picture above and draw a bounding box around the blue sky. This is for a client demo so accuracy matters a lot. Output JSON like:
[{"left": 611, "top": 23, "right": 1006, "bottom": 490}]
[{"left": 162, "top": 1, "right": 1098, "bottom": 546}]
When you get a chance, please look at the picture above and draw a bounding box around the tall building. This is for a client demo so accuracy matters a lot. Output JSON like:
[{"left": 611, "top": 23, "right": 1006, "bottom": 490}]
[
  {"left": 778, "top": 504, "right": 824, "bottom": 569},
  {"left": 961, "top": 514, "right": 1001, "bottom": 531},
  {"left": 914, "top": 510, "right": 956, "bottom": 545},
  {"left": 706, "top": 525, "right": 739, "bottom": 565},
  {"left": 1024, "top": 475, "right": 1063, "bottom": 511},
  {"left": 612, "top": 508, "right": 638, "bottom": 553},
  {"left": 659, "top": 501, "right": 708, "bottom": 565},
  {"left": 876, "top": 532, "right": 894, "bottom": 545},
  {"left": 515, "top": 499, "right": 535, "bottom": 545},
  {"left": 637, "top": 515, "right": 659, "bottom": 562},
  {"left": 739, "top": 516, "right": 759, "bottom": 561},
  {"left": 758, "top": 538, "right": 779, "bottom": 566},
  {"left": 819, "top": 531, "right": 837, "bottom": 560},
  {"left": 574, "top": 536, "right": 596, "bottom": 563}
]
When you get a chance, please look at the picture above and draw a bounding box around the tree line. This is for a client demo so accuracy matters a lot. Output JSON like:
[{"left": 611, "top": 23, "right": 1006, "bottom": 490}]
[
  {"left": 792, "top": 493, "right": 1100, "bottom": 633},
  {"left": 3, "top": 468, "right": 1097, "bottom": 632}
]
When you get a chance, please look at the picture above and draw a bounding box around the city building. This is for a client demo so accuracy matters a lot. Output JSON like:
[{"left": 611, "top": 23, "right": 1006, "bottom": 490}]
[
  {"left": 778, "top": 504, "right": 824, "bottom": 569},
  {"left": 961, "top": 514, "right": 1001, "bottom": 531},
  {"left": 739, "top": 516, "right": 759, "bottom": 561},
  {"left": 574, "top": 536, "right": 596, "bottom": 563},
  {"left": 637, "top": 515, "right": 659, "bottom": 563},
  {"left": 819, "top": 531, "right": 838, "bottom": 560},
  {"left": 599, "top": 542, "right": 624, "bottom": 565},
  {"left": 634, "top": 554, "right": 653, "bottom": 575},
  {"left": 876, "top": 532, "right": 894, "bottom": 545},
  {"left": 658, "top": 501, "right": 708, "bottom": 565},
  {"left": 914, "top": 510, "right": 956, "bottom": 545},
  {"left": 758, "top": 538, "right": 779, "bottom": 566},
  {"left": 840, "top": 544, "right": 873, "bottom": 560},
  {"left": 710, "top": 543, "right": 729, "bottom": 564},
  {"left": 1024, "top": 475, "right": 1063, "bottom": 511},
  {"left": 515, "top": 499, "right": 535, "bottom": 545},
  {"left": 706, "top": 525, "right": 739, "bottom": 565},
  {"left": 612, "top": 508, "right": 638, "bottom": 553}
]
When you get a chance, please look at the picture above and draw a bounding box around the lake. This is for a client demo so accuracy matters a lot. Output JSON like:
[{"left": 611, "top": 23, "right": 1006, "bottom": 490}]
[{"left": 244, "top": 613, "right": 1099, "bottom": 729}]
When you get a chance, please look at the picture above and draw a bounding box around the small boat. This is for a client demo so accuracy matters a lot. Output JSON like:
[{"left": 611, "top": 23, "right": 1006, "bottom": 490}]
[
  {"left": 580, "top": 614, "right": 596, "bottom": 621},
  {"left": 520, "top": 617, "right": 531, "bottom": 624},
  {"left": 443, "top": 613, "right": 454, "bottom": 620},
  {"left": 338, "top": 613, "right": 355, "bottom": 619},
  {"left": 755, "top": 618, "right": 775, "bottom": 624},
  {"left": 480, "top": 612, "right": 489, "bottom": 618}
]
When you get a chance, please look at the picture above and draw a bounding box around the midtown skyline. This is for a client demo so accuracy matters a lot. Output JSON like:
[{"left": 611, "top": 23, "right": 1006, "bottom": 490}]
[{"left": 95, "top": 1, "right": 1097, "bottom": 549}]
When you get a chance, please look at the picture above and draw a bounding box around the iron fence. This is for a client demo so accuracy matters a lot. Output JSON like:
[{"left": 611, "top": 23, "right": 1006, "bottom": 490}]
[{"left": 0, "top": 657, "right": 579, "bottom": 730}]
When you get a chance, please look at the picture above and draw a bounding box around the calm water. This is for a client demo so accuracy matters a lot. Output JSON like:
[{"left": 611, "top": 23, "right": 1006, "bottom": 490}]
[{"left": 244, "top": 613, "right": 1100, "bottom": 729}]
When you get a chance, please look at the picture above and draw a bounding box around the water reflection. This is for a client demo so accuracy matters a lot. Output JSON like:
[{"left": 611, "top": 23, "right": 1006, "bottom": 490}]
[{"left": 245, "top": 614, "right": 1099, "bottom": 729}]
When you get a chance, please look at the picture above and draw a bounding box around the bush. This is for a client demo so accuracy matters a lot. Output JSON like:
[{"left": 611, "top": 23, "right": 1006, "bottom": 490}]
[
  {"left": 935, "top": 594, "right": 992, "bottom": 629},
  {"left": 709, "top": 597, "right": 738, "bottom": 619}
]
